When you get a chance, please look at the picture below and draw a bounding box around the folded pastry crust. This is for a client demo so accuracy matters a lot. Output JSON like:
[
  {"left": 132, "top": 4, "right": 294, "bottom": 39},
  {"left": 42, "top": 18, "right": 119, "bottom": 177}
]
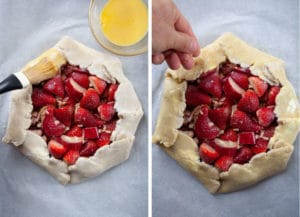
[
  {"left": 153, "top": 33, "right": 300, "bottom": 193},
  {"left": 3, "top": 37, "right": 143, "bottom": 184}
]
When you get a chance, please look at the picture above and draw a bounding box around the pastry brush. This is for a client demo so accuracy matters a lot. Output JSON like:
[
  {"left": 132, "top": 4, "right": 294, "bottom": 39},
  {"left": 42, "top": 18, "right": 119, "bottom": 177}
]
[{"left": 0, "top": 48, "right": 66, "bottom": 94}]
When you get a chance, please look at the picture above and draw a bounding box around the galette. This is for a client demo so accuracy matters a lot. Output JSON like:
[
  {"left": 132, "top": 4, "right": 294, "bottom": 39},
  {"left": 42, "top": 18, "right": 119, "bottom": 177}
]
[
  {"left": 153, "top": 33, "right": 300, "bottom": 193},
  {"left": 3, "top": 37, "right": 143, "bottom": 184}
]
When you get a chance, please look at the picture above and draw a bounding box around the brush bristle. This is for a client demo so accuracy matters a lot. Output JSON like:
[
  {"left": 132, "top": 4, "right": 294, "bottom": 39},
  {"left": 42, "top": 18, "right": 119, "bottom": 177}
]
[{"left": 22, "top": 48, "right": 66, "bottom": 84}]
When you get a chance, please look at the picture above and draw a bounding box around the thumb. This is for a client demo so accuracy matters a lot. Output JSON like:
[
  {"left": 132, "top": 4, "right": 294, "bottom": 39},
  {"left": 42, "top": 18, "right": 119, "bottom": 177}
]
[{"left": 168, "top": 31, "right": 200, "bottom": 56}]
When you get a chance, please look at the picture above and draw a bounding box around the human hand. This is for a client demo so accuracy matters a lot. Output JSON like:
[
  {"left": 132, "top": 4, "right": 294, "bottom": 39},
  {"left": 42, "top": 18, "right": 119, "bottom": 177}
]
[{"left": 152, "top": 0, "right": 200, "bottom": 70}]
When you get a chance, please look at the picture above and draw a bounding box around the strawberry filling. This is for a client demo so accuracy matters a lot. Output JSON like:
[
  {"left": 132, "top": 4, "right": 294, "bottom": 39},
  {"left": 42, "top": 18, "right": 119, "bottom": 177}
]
[
  {"left": 29, "top": 63, "right": 119, "bottom": 165},
  {"left": 182, "top": 60, "right": 280, "bottom": 171}
]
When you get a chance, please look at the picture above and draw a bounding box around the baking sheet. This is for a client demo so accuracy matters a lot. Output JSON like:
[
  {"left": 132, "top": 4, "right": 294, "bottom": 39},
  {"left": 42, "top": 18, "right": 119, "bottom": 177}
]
[
  {"left": 152, "top": 0, "right": 299, "bottom": 216},
  {"left": 0, "top": 1, "right": 147, "bottom": 217}
]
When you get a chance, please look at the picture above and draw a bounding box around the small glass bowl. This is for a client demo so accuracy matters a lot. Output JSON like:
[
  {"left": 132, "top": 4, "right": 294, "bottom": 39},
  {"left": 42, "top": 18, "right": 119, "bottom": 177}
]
[{"left": 88, "top": 0, "right": 148, "bottom": 56}]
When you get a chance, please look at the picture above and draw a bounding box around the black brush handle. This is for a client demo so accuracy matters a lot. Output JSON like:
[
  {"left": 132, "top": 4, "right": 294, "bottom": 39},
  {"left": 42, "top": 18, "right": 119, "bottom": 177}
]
[{"left": 0, "top": 74, "right": 23, "bottom": 94}]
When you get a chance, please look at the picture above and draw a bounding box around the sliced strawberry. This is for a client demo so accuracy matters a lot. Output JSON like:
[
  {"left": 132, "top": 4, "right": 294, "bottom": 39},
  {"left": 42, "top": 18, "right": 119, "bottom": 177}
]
[
  {"left": 232, "top": 65, "right": 251, "bottom": 75},
  {"left": 84, "top": 127, "right": 99, "bottom": 139},
  {"left": 63, "top": 150, "right": 80, "bottom": 165},
  {"left": 71, "top": 72, "right": 90, "bottom": 89},
  {"left": 107, "top": 83, "right": 119, "bottom": 101},
  {"left": 251, "top": 138, "right": 268, "bottom": 154},
  {"left": 266, "top": 86, "right": 280, "bottom": 105},
  {"left": 215, "top": 155, "right": 233, "bottom": 172},
  {"left": 185, "top": 85, "right": 211, "bottom": 107},
  {"left": 42, "top": 106, "right": 65, "bottom": 137},
  {"left": 237, "top": 90, "right": 259, "bottom": 113},
  {"left": 43, "top": 76, "right": 65, "bottom": 98},
  {"left": 60, "top": 135, "right": 83, "bottom": 150},
  {"left": 96, "top": 132, "right": 111, "bottom": 147},
  {"left": 219, "top": 129, "right": 238, "bottom": 141},
  {"left": 223, "top": 77, "right": 245, "bottom": 102},
  {"left": 194, "top": 106, "right": 220, "bottom": 140},
  {"left": 80, "top": 140, "right": 99, "bottom": 157},
  {"left": 230, "top": 110, "right": 262, "bottom": 132},
  {"left": 48, "top": 139, "right": 67, "bottom": 159},
  {"left": 54, "top": 104, "right": 74, "bottom": 127},
  {"left": 233, "top": 147, "right": 254, "bottom": 164},
  {"left": 208, "top": 104, "right": 231, "bottom": 130},
  {"left": 98, "top": 102, "right": 116, "bottom": 122},
  {"left": 230, "top": 71, "right": 249, "bottom": 89},
  {"left": 32, "top": 88, "right": 56, "bottom": 108},
  {"left": 65, "top": 78, "right": 86, "bottom": 101},
  {"left": 199, "top": 143, "right": 220, "bottom": 164},
  {"left": 74, "top": 107, "right": 103, "bottom": 127},
  {"left": 212, "top": 138, "right": 238, "bottom": 156},
  {"left": 80, "top": 88, "right": 100, "bottom": 110},
  {"left": 62, "top": 64, "right": 88, "bottom": 76},
  {"left": 66, "top": 125, "right": 83, "bottom": 137},
  {"left": 262, "top": 126, "right": 275, "bottom": 138},
  {"left": 72, "top": 67, "right": 89, "bottom": 75},
  {"left": 104, "top": 120, "right": 117, "bottom": 132},
  {"left": 89, "top": 76, "right": 107, "bottom": 95},
  {"left": 198, "top": 72, "right": 222, "bottom": 98},
  {"left": 238, "top": 132, "right": 256, "bottom": 145},
  {"left": 256, "top": 107, "right": 275, "bottom": 127},
  {"left": 249, "top": 76, "right": 268, "bottom": 97}
]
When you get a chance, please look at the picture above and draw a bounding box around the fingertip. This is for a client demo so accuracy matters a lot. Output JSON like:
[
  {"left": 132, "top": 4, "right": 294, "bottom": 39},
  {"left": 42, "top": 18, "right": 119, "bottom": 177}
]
[
  {"left": 152, "top": 54, "right": 165, "bottom": 65},
  {"left": 177, "top": 53, "right": 194, "bottom": 70},
  {"left": 165, "top": 52, "right": 181, "bottom": 70}
]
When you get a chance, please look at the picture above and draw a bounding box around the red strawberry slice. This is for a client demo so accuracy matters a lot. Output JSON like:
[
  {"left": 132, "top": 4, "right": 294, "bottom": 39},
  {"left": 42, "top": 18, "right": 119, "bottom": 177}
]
[
  {"left": 72, "top": 67, "right": 89, "bottom": 75},
  {"left": 215, "top": 155, "right": 233, "bottom": 172},
  {"left": 48, "top": 139, "right": 67, "bottom": 159},
  {"left": 249, "top": 76, "right": 268, "bottom": 97},
  {"left": 43, "top": 76, "right": 65, "bottom": 98},
  {"left": 96, "top": 132, "right": 111, "bottom": 147},
  {"left": 266, "top": 86, "right": 280, "bottom": 105},
  {"left": 84, "top": 127, "right": 99, "bottom": 139},
  {"left": 262, "top": 126, "right": 275, "bottom": 138},
  {"left": 65, "top": 78, "right": 86, "bottom": 101},
  {"left": 104, "top": 120, "right": 117, "bottom": 132},
  {"left": 237, "top": 90, "right": 259, "bottom": 113},
  {"left": 230, "top": 71, "right": 249, "bottom": 89},
  {"left": 238, "top": 132, "right": 256, "bottom": 145},
  {"left": 71, "top": 72, "right": 90, "bottom": 89},
  {"left": 42, "top": 106, "right": 65, "bottom": 137},
  {"left": 223, "top": 77, "right": 245, "bottom": 102},
  {"left": 198, "top": 72, "right": 222, "bottom": 98},
  {"left": 63, "top": 150, "right": 80, "bottom": 165},
  {"left": 219, "top": 129, "right": 238, "bottom": 141},
  {"left": 185, "top": 85, "right": 211, "bottom": 107},
  {"left": 74, "top": 107, "right": 103, "bottom": 127},
  {"left": 89, "top": 76, "right": 107, "bottom": 95},
  {"left": 98, "top": 102, "right": 116, "bottom": 121},
  {"left": 232, "top": 65, "right": 251, "bottom": 75},
  {"left": 60, "top": 134, "right": 83, "bottom": 150},
  {"left": 233, "top": 147, "right": 254, "bottom": 164},
  {"left": 107, "top": 83, "right": 119, "bottom": 101},
  {"left": 230, "top": 110, "right": 262, "bottom": 132},
  {"left": 32, "top": 88, "right": 56, "bottom": 108},
  {"left": 80, "top": 88, "right": 100, "bottom": 110},
  {"left": 256, "top": 107, "right": 275, "bottom": 127},
  {"left": 66, "top": 125, "right": 83, "bottom": 137},
  {"left": 194, "top": 106, "right": 220, "bottom": 140},
  {"left": 208, "top": 104, "right": 231, "bottom": 130},
  {"left": 251, "top": 138, "right": 268, "bottom": 154},
  {"left": 54, "top": 104, "right": 74, "bottom": 127},
  {"left": 80, "top": 140, "right": 99, "bottom": 157},
  {"left": 212, "top": 138, "right": 238, "bottom": 156},
  {"left": 199, "top": 143, "right": 220, "bottom": 164}
]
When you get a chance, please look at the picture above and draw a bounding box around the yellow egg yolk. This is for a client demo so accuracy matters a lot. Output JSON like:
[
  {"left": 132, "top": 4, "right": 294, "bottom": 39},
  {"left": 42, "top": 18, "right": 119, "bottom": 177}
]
[{"left": 100, "top": 0, "right": 148, "bottom": 46}]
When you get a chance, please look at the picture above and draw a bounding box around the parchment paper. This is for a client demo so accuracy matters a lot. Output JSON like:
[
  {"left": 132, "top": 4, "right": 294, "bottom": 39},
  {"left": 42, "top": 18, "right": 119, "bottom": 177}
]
[
  {"left": 0, "top": 1, "right": 147, "bottom": 217},
  {"left": 152, "top": 0, "right": 299, "bottom": 216}
]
